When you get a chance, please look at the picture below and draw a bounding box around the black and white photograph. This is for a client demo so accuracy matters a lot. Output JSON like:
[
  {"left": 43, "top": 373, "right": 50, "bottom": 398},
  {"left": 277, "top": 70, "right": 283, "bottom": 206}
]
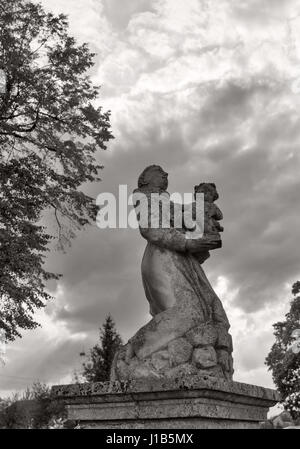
[{"left": 0, "top": 0, "right": 300, "bottom": 434}]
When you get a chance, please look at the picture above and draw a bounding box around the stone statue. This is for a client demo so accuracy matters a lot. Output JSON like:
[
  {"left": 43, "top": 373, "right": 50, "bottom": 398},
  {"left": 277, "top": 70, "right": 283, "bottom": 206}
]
[
  {"left": 194, "top": 182, "right": 224, "bottom": 235},
  {"left": 111, "top": 165, "right": 233, "bottom": 382}
]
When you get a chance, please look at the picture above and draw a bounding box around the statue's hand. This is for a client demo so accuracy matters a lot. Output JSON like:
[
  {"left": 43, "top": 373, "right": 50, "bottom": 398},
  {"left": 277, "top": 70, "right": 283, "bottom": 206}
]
[{"left": 186, "top": 235, "right": 221, "bottom": 253}]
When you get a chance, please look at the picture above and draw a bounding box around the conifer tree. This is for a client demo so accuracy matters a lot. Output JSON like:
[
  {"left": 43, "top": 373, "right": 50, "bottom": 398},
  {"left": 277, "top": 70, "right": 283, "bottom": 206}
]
[{"left": 81, "top": 316, "right": 122, "bottom": 382}]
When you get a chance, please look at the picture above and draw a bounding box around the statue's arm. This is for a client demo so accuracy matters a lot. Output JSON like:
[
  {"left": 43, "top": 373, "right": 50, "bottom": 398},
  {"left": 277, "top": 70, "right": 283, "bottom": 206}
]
[
  {"left": 136, "top": 191, "right": 220, "bottom": 253},
  {"left": 139, "top": 226, "right": 187, "bottom": 252},
  {"left": 139, "top": 227, "right": 220, "bottom": 253}
]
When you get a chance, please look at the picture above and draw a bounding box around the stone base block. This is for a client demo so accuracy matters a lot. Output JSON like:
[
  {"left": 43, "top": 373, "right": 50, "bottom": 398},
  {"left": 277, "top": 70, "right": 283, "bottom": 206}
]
[{"left": 51, "top": 376, "right": 280, "bottom": 429}]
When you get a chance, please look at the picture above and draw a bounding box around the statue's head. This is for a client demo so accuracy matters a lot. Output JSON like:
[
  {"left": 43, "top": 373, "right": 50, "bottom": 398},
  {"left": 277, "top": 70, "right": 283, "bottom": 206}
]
[
  {"left": 138, "top": 165, "right": 168, "bottom": 191},
  {"left": 194, "top": 183, "right": 219, "bottom": 202}
]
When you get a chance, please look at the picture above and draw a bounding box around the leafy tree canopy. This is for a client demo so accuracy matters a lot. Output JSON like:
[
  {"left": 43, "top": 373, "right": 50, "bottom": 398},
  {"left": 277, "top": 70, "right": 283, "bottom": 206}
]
[
  {"left": 266, "top": 281, "right": 300, "bottom": 398},
  {"left": 0, "top": 0, "right": 113, "bottom": 341}
]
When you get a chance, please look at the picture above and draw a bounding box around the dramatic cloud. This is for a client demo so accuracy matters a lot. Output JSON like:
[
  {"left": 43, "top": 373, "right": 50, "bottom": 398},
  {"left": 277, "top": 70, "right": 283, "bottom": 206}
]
[{"left": 1, "top": 0, "right": 300, "bottom": 396}]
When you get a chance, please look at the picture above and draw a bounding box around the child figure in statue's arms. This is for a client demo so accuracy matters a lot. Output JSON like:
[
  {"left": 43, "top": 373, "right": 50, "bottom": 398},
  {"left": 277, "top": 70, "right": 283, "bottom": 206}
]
[
  {"left": 182, "top": 183, "right": 223, "bottom": 264},
  {"left": 194, "top": 182, "right": 223, "bottom": 236}
]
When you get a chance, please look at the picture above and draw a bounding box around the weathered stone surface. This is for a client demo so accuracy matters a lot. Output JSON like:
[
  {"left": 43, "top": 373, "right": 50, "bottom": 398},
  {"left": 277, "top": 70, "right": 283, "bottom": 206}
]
[
  {"left": 51, "top": 376, "right": 281, "bottom": 401},
  {"left": 217, "top": 349, "right": 230, "bottom": 371},
  {"left": 150, "top": 350, "right": 170, "bottom": 371},
  {"left": 130, "top": 305, "right": 202, "bottom": 361},
  {"left": 186, "top": 323, "right": 218, "bottom": 347},
  {"left": 112, "top": 322, "right": 234, "bottom": 382},
  {"left": 51, "top": 377, "right": 280, "bottom": 429},
  {"left": 130, "top": 363, "right": 161, "bottom": 380},
  {"left": 111, "top": 322, "right": 233, "bottom": 381},
  {"left": 168, "top": 337, "right": 193, "bottom": 366},
  {"left": 165, "top": 363, "right": 198, "bottom": 379},
  {"left": 216, "top": 325, "right": 233, "bottom": 351},
  {"left": 197, "top": 366, "right": 224, "bottom": 379},
  {"left": 113, "top": 359, "right": 130, "bottom": 381},
  {"left": 193, "top": 346, "right": 217, "bottom": 369},
  {"left": 217, "top": 350, "right": 234, "bottom": 380}
]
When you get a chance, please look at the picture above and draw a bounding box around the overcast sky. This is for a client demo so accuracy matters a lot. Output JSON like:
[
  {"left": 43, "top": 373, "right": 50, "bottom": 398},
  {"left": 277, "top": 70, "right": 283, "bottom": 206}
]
[{"left": 1, "top": 0, "right": 300, "bottom": 397}]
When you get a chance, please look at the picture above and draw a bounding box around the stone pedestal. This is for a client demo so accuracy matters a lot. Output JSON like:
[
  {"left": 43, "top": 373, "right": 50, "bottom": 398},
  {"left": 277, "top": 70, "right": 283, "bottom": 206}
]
[{"left": 51, "top": 376, "right": 280, "bottom": 429}]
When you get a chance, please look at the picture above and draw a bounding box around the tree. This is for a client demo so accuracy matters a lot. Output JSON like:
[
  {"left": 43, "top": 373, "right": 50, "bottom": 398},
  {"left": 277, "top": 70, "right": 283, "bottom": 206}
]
[
  {"left": 0, "top": 0, "right": 113, "bottom": 341},
  {"left": 266, "top": 281, "right": 300, "bottom": 418},
  {"left": 81, "top": 316, "right": 122, "bottom": 382},
  {"left": 0, "top": 381, "right": 65, "bottom": 429}
]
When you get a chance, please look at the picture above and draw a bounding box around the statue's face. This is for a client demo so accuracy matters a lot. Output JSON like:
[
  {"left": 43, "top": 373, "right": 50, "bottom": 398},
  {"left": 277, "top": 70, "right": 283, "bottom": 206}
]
[
  {"left": 146, "top": 167, "right": 168, "bottom": 190},
  {"left": 195, "top": 184, "right": 218, "bottom": 202},
  {"left": 205, "top": 187, "right": 216, "bottom": 202}
]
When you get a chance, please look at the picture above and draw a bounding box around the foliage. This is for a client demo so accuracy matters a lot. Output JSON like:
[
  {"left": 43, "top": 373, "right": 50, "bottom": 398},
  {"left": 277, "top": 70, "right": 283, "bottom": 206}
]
[
  {"left": 0, "top": 381, "right": 66, "bottom": 428},
  {"left": 81, "top": 315, "right": 122, "bottom": 382},
  {"left": 266, "top": 281, "right": 300, "bottom": 419},
  {"left": 0, "top": 0, "right": 113, "bottom": 341},
  {"left": 283, "top": 391, "right": 300, "bottom": 420}
]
